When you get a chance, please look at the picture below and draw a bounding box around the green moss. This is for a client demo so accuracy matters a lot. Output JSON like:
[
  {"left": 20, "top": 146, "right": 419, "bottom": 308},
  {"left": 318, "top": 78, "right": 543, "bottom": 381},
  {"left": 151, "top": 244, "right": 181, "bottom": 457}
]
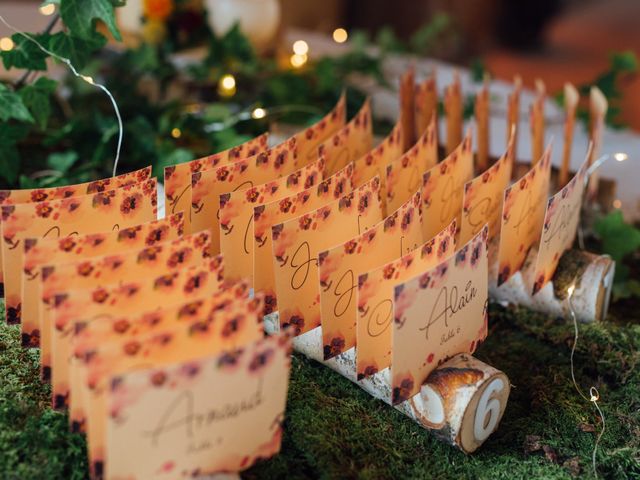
[
  {"left": 553, "top": 250, "right": 591, "bottom": 300},
  {"left": 0, "top": 301, "right": 638, "bottom": 479}
]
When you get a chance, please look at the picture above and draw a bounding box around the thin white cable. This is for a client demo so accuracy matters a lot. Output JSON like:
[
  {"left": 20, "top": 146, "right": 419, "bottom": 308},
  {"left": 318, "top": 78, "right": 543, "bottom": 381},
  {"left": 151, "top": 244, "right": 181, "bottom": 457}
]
[{"left": 0, "top": 14, "right": 123, "bottom": 176}]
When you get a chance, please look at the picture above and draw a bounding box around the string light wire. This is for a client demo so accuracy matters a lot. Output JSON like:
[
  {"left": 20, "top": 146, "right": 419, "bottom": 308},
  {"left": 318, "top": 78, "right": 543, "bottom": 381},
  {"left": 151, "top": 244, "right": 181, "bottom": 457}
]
[{"left": 0, "top": 14, "right": 123, "bottom": 177}]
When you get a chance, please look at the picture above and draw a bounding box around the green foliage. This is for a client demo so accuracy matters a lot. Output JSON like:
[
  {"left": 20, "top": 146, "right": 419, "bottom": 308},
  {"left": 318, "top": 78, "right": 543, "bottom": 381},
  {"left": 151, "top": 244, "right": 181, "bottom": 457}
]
[
  {"left": 59, "top": 0, "right": 121, "bottom": 42},
  {"left": 0, "top": 34, "right": 50, "bottom": 71},
  {"left": 18, "top": 77, "right": 57, "bottom": 130},
  {"left": 48, "top": 30, "right": 108, "bottom": 70},
  {"left": 0, "top": 84, "right": 33, "bottom": 123}
]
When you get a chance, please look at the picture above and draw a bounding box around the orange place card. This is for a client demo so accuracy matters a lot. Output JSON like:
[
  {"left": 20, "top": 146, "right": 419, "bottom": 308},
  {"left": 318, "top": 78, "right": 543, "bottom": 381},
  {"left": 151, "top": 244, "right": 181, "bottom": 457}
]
[
  {"left": 272, "top": 176, "right": 383, "bottom": 336},
  {"left": 475, "top": 79, "right": 490, "bottom": 173},
  {"left": 497, "top": 146, "right": 552, "bottom": 285},
  {"left": 69, "top": 281, "right": 251, "bottom": 431},
  {"left": 386, "top": 115, "right": 438, "bottom": 214},
  {"left": 530, "top": 79, "right": 546, "bottom": 166},
  {"left": 0, "top": 167, "right": 151, "bottom": 285},
  {"left": 400, "top": 67, "right": 416, "bottom": 151},
  {"left": 352, "top": 121, "right": 404, "bottom": 214},
  {"left": 421, "top": 132, "right": 474, "bottom": 240},
  {"left": 460, "top": 134, "right": 515, "bottom": 249},
  {"left": 444, "top": 71, "right": 463, "bottom": 154},
  {"left": 319, "top": 192, "right": 423, "bottom": 360},
  {"left": 50, "top": 256, "right": 224, "bottom": 409},
  {"left": 164, "top": 135, "right": 268, "bottom": 232},
  {"left": 507, "top": 76, "right": 522, "bottom": 158},
  {"left": 190, "top": 138, "right": 299, "bottom": 255},
  {"left": 356, "top": 221, "right": 456, "bottom": 380},
  {"left": 318, "top": 98, "right": 373, "bottom": 177},
  {"left": 415, "top": 73, "right": 437, "bottom": 139},
  {"left": 391, "top": 225, "right": 489, "bottom": 405},
  {"left": 35, "top": 213, "right": 184, "bottom": 378},
  {"left": 587, "top": 86, "right": 607, "bottom": 199},
  {"left": 219, "top": 158, "right": 324, "bottom": 284},
  {"left": 253, "top": 163, "right": 354, "bottom": 315},
  {"left": 103, "top": 333, "right": 292, "bottom": 480},
  {"left": 531, "top": 149, "right": 589, "bottom": 295},
  {"left": 1, "top": 178, "right": 158, "bottom": 325},
  {"left": 80, "top": 296, "right": 264, "bottom": 471}
]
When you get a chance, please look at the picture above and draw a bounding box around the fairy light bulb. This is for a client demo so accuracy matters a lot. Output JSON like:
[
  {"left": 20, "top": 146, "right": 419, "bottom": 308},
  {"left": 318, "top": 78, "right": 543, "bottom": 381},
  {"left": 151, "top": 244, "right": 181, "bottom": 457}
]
[
  {"left": 333, "top": 28, "right": 348, "bottom": 43},
  {"left": 171, "top": 128, "right": 182, "bottom": 139},
  {"left": 290, "top": 53, "right": 308, "bottom": 68},
  {"left": 614, "top": 152, "right": 628, "bottom": 162},
  {"left": 39, "top": 3, "right": 56, "bottom": 16},
  {"left": 292, "top": 40, "right": 309, "bottom": 55},
  {"left": 251, "top": 107, "right": 266, "bottom": 119},
  {"left": 218, "top": 74, "right": 236, "bottom": 97},
  {"left": 0, "top": 37, "right": 14, "bottom": 51}
]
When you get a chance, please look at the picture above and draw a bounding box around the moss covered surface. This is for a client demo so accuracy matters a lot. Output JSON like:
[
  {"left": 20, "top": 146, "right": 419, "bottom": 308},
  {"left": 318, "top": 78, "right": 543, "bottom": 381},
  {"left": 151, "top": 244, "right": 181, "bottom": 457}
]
[{"left": 0, "top": 302, "right": 638, "bottom": 479}]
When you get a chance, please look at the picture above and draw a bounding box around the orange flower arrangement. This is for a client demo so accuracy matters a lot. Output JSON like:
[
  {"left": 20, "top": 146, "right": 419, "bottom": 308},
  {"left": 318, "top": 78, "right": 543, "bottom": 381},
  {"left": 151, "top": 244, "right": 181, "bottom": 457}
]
[{"left": 143, "top": 0, "right": 174, "bottom": 21}]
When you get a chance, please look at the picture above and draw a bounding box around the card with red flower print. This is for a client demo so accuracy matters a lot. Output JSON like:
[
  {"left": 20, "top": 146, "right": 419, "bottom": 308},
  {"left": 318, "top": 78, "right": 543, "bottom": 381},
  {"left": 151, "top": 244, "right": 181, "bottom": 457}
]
[
  {"left": 319, "top": 191, "right": 423, "bottom": 361},
  {"left": 0, "top": 166, "right": 151, "bottom": 285},
  {"left": 103, "top": 332, "right": 292, "bottom": 480},
  {"left": 317, "top": 98, "right": 373, "bottom": 177},
  {"left": 497, "top": 145, "right": 552, "bottom": 286},
  {"left": 49, "top": 256, "right": 224, "bottom": 410},
  {"left": 218, "top": 158, "right": 324, "bottom": 284},
  {"left": 164, "top": 135, "right": 268, "bottom": 233},
  {"left": 356, "top": 221, "right": 457, "bottom": 380},
  {"left": 80, "top": 293, "right": 264, "bottom": 472},
  {"left": 253, "top": 162, "right": 354, "bottom": 316},
  {"left": 385, "top": 115, "right": 438, "bottom": 214},
  {"left": 420, "top": 131, "right": 474, "bottom": 240},
  {"left": 391, "top": 225, "right": 489, "bottom": 405},
  {"left": 272, "top": 176, "right": 383, "bottom": 336},
  {"left": 531, "top": 147, "right": 590, "bottom": 295},
  {"left": 1, "top": 178, "right": 158, "bottom": 326},
  {"left": 34, "top": 213, "right": 185, "bottom": 379}
]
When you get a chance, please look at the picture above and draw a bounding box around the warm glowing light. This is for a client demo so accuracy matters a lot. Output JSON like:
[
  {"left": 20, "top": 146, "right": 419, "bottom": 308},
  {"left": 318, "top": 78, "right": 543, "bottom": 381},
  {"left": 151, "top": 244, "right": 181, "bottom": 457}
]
[
  {"left": 614, "top": 152, "right": 628, "bottom": 162},
  {"left": 39, "top": 3, "right": 56, "bottom": 16},
  {"left": 290, "top": 53, "right": 308, "bottom": 68},
  {"left": 252, "top": 107, "right": 267, "bottom": 119},
  {"left": 80, "top": 75, "right": 94, "bottom": 85},
  {"left": 218, "top": 74, "right": 236, "bottom": 97},
  {"left": 567, "top": 284, "right": 575, "bottom": 297},
  {"left": 333, "top": 28, "right": 348, "bottom": 43},
  {"left": 613, "top": 199, "right": 622, "bottom": 209},
  {"left": 0, "top": 37, "right": 14, "bottom": 52},
  {"left": 171, "top": 128, "right": 182, "bottom": 139},
  {"left": 292, "top": 40, "right": 309, "bottom": 55}
]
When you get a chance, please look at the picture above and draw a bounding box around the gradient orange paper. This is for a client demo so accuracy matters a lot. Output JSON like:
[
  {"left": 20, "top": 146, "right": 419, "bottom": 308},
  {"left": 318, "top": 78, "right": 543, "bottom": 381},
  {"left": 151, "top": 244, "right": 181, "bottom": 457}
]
[
  {"left": 190, "top": 138, "right": 299, "bottom": 254},
  {"left": 35, "top": 213, "right": 184, "bottom": 378},
  {"left": 104, "top": 333, "right": 292, "bottom": 479},
  {"left": 415, "top": 73, "right": 437, "bottom": 139},
  {"left": 49, "top": 256, "right": 224, "bottom": 409},
  {"left": 497, "top": 146, "right": 552, "bottom": 285},
  {"left": 272, "top": 176, "right": 383, "bottom": 336},
  {"left": 399, "top": 67, "right": 416, "bottom": 150},
  {"left": 530, "top": 80, "right": 546, "bottom": 166},
  {"left": 0, "top": 167, "right": 151, "bottom": 284},
  {"left": 391, "top": 225, "right": 489, "bottom": 405},
  {"left": 1, "top": 178, "right": 158, "bottom": 325},
  {"left": 81, "top": 295, "right": 264, "bottom": 471},
  {"left": 218, "top": 158, "right": 324, "bottom": 284},
  {"left": 253, "top": 163, "right": 354, "bottom": 315},
  {"left": 532, "top": 148, "right": 589, "bottom": 294},
  {"left": 444, "top": 72, "right": 463, "bottom": 154},
  {"left": 356, "top": 221, "right": 456, "bottom": 379},
  {"left": 421, "top": 132, "right": 474, "bottom": 240},
  {"left": 164, "top": 135, "right": 268, "bottom": 232},
  {"left": 386, "top": 115, "right": 438, "bottom": 214},
  {"left": 319, "top": 192, "right": 423, "bottom": 360},
  {"left": 318, "top": 98, "right": 373, "bottom": 176}
]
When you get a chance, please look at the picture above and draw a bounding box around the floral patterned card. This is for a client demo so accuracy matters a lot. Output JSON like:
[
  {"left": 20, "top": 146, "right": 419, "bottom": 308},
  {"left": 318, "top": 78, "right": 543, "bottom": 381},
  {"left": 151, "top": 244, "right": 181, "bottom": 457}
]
[
  {"left": 391, "top": 225, "right": 489, "bottom": 405},
  {"left": 386, "top": 115, "right": 438, "bottom": 214},
  {"left": 218, "top": 158, "right": 324, "bottom": 284},
  {"left": 399, "top": 67, "right": 416, "bottom": 151},
  {"left": 319, "top": 192, "right": 423, "bottom": 360},
  {"left": 49, "top": 256, "right": 224, "bottom": 410},
  {"left": 415, "top": 73, "right": 437, "bottom": 140},
  {"left": 164, "top": 135, "right": 268, "bottom": 233},
  {"left": 33, "top": 230, "right": 210, "bottom": 354},
  {"left": 356, "top": 221, "right": 456, "bottom": 380},
  {"left": 35, "top": 213, "right": 184, "bottom": 379},
  {"left": 531, "top": 148, "right": 590, "bottom": 295},
  {"left": 317, "top": 98, "right": 372, "bottom": 177},
  {"left": 421, "top": 131, "right": 474, "bottom": 240},
  {"left": 103, "top": 333, "right": 292, "bottom": 480},
  {"left": 1, "top": 178, "right": 158, "bottom": 326},
  {"left": 190, "top": 138, "right": 299, "bottom": 255},
  {"left": 80, "top": 295, "right": 264, "bottom": 471},
  {"left": 69, "top": 280, "right": 251, "bottom": 430},
  {"left": 460, "top": 134, "right": 515, "bottom": 249},
  {"left": 444, "top": 71, "right": 463, "bottom": 154},
  {"left": 272, "top": 176, "right": 383, "bottom": 336},
  {"left": 497, "top": 146, "right": 552, "bottom": 285},
  {"left": 253, "top": 163, "right": 354, "bottom": 315},
  {"left": 0, "top": 167, "right": 151, "bottom": 285},
  {"left": 352, "top": 120, "right": 404, "bottom": 215}
]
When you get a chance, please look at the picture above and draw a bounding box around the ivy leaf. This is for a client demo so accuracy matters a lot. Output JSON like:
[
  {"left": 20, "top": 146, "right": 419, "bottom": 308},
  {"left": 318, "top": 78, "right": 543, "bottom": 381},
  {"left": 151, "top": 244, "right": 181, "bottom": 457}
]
[
  {"left": 48, "top": 31, "right": 107, "bottom": 70},
  {"left": 594, "top": 210, "right": 640, "bottom": 263},
  {"left": 1, "top": 34, "right": 50, "bottom": 71},
  {"left": 60, "top": 0, "right": 122, "bottom": 42},
  {"left": 0, "top": 124, "right": 29, "bottom": 184},
  {"left": 0, "top": 84, "right": 34, "bottom": 123},
  {"left": 47, "top": 151, "right": 78, "bottom": 173},
  {"left": 18, "top": 77, "right": 58, "bottom": 130}
]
